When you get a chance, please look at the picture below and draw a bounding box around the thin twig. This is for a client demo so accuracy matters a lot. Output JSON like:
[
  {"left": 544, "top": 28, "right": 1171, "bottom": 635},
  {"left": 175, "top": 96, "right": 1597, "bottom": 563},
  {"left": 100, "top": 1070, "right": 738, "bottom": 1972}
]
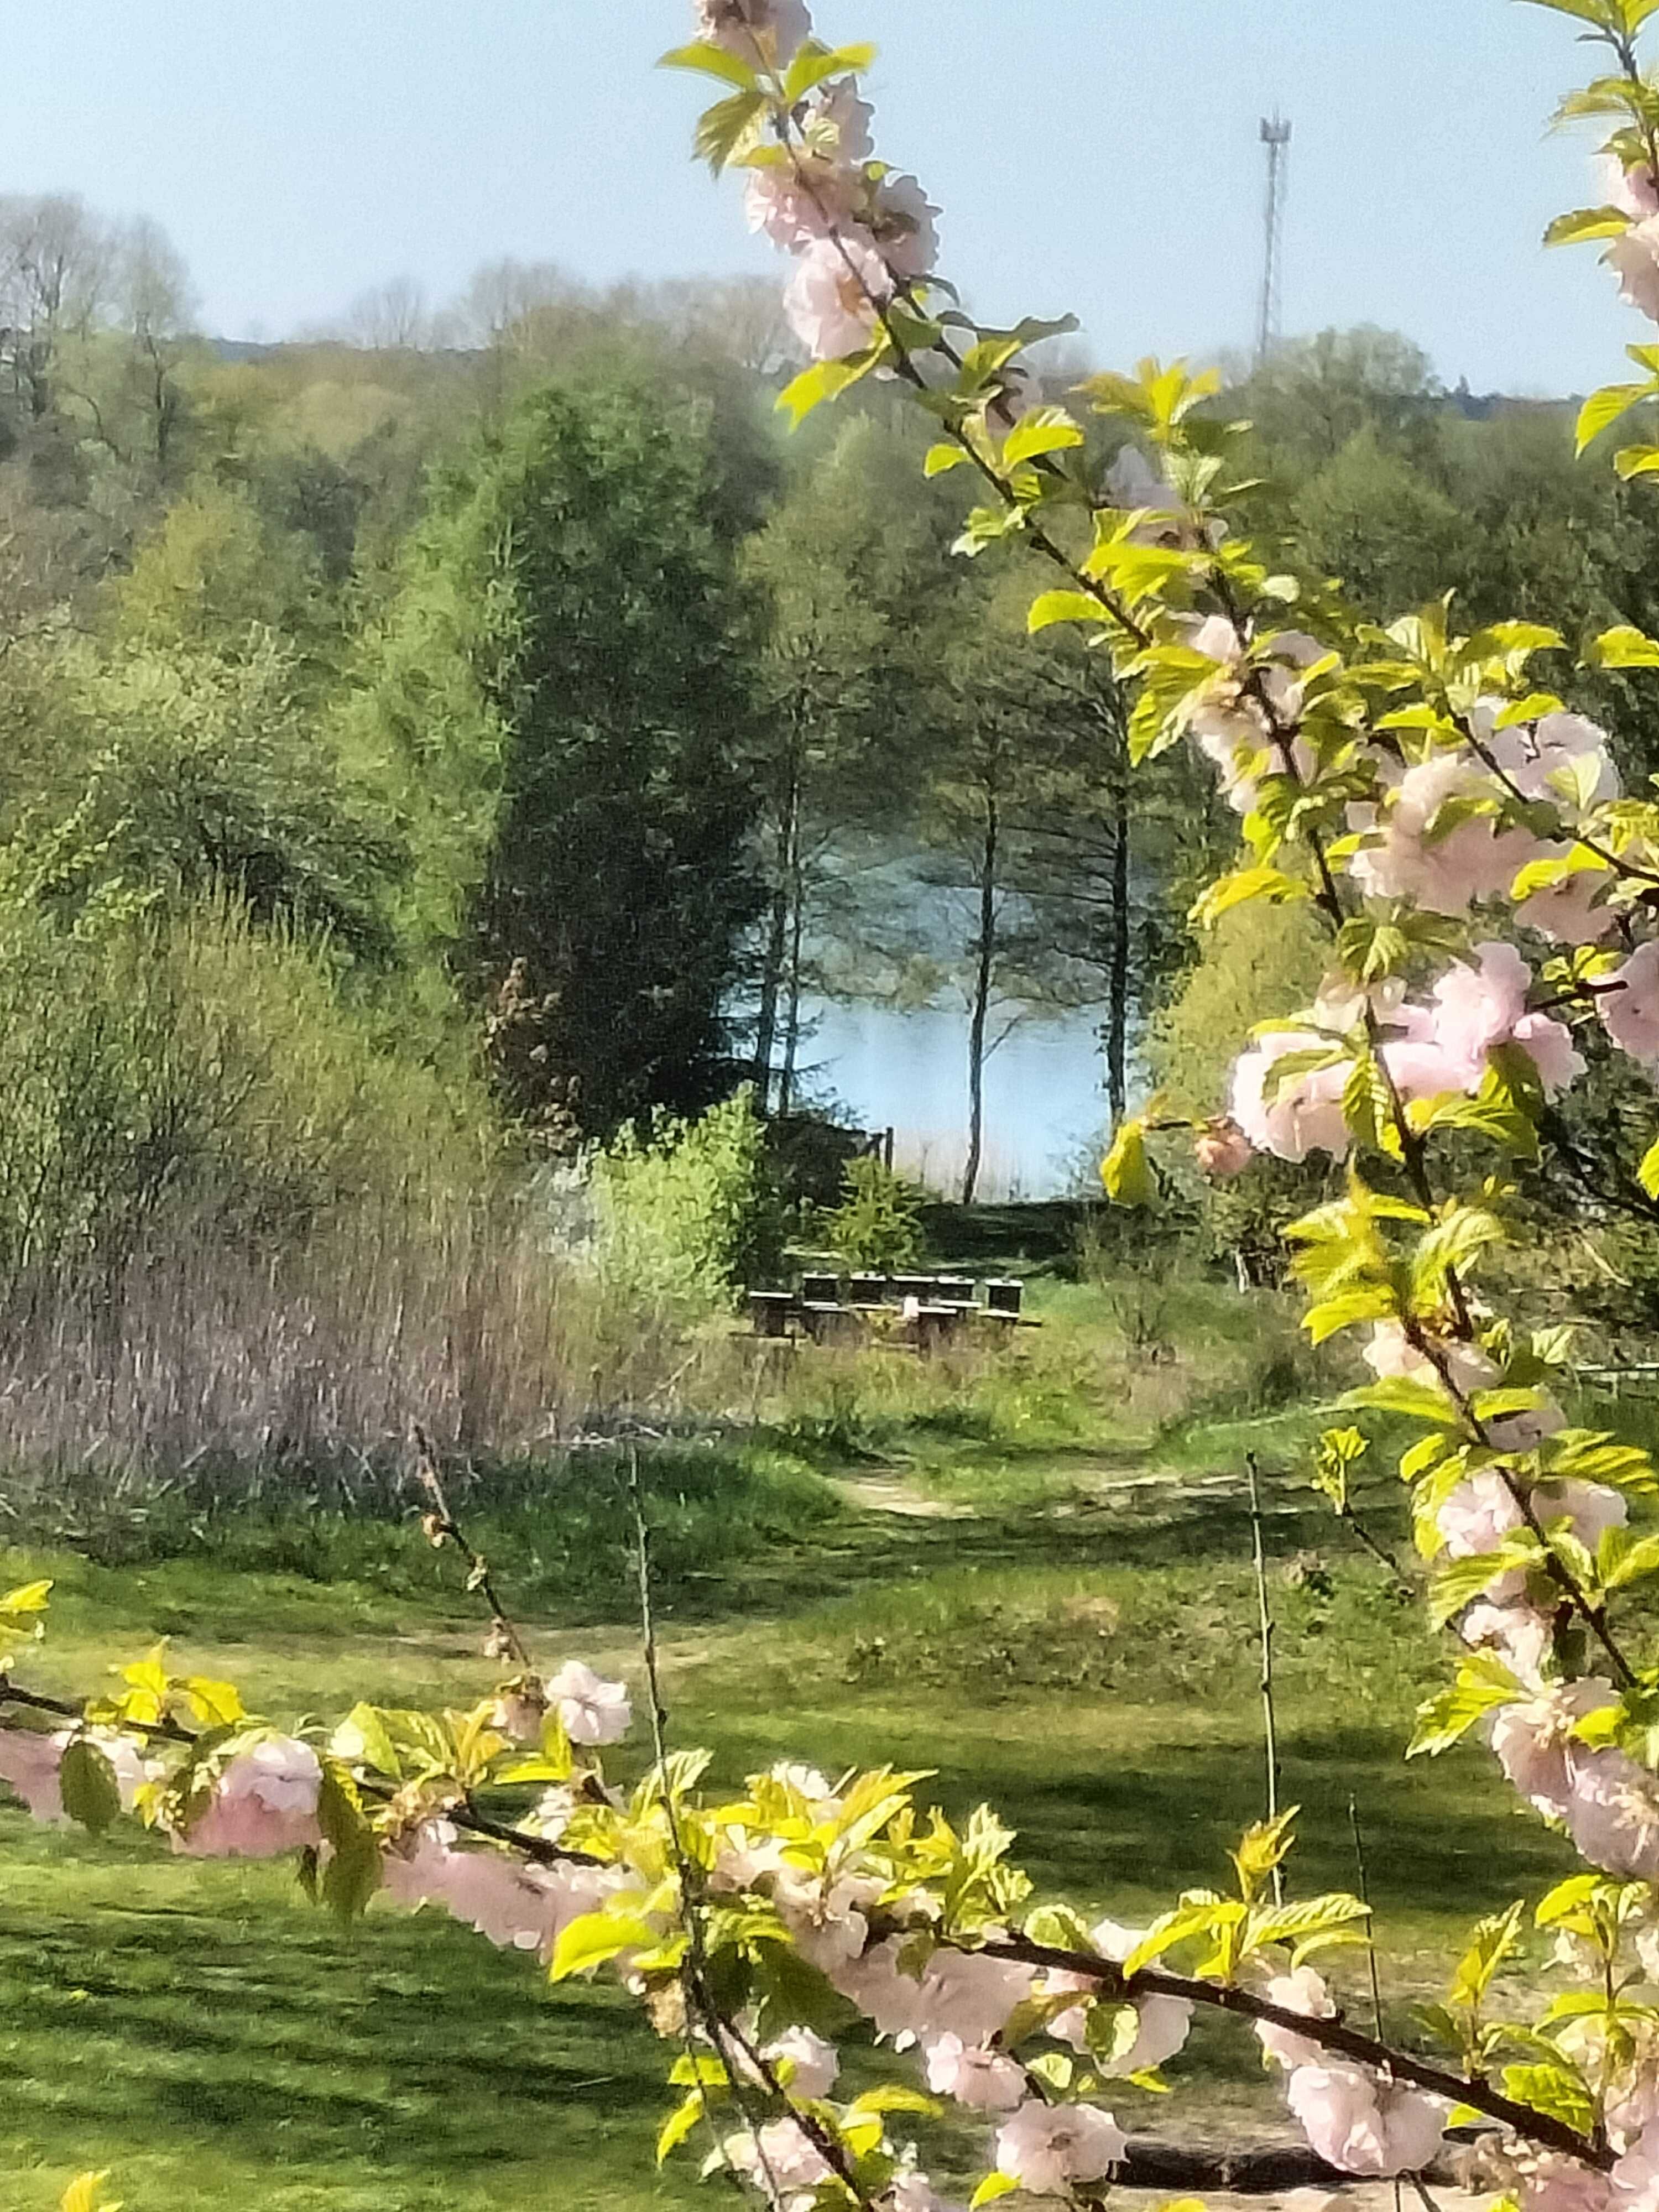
[
  {"left": 1247, "top": 1451, "right": 1285, "bottom": 1909},
  {"left": 1348, "top": 1796, "right": 1404, "bottom": 2212},
  {"left": 412, "top": 1422, "right": 535, "bottom": 1674}
]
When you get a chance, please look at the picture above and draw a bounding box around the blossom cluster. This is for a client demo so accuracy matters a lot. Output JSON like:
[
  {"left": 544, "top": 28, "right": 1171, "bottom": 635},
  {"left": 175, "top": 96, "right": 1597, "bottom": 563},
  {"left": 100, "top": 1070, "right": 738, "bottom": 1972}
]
[{"left": 684, "top": 0, "right": 938, "bottom": 361}]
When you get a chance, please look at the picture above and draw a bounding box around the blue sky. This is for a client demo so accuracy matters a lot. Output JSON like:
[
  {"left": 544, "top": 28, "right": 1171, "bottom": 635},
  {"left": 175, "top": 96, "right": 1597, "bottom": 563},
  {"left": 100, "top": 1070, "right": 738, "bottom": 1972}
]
[{"left": 2, "top": 1, "right": 1640, "bottom": 392}]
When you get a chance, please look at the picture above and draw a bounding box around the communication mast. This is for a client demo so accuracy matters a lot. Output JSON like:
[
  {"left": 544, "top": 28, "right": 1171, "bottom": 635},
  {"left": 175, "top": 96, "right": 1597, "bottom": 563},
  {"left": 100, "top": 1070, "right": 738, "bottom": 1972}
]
[{"left": 1256, "top": 114, "right": 1292, "bottom": 368}]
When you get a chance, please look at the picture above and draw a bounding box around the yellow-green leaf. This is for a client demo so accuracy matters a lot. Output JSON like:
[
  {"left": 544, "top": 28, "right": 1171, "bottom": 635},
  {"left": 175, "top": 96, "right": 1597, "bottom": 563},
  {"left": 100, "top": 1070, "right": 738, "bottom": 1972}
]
[
  {"left": 550, "top": 1910, "right": 659, "bottom": 1984},
  {"left": 1028, "top": 588, "right": 1111, "bottom": 635},
  {"left": 1101, "top": 1117, "right": 1154, "bottom": 1208},
  {"left": 657, "top": 2090, "right": 705, "bottom": 2166},
  {"left": 1548, "top": 207, "right": 1632, "bottom": 249},
  {"left": 179, "top": 1677, "right": 245, "bottom": 1728},
  {"left": 1003, "top": 406, "right": 1085, "bottom": 467},
  {"left": 657, "top": 41, "right": 758, "bottom": 89},
  {"left": 1588, "top": 623, "right": 1659, "bottom": 669},
  {"left": 1577, "top": 379, "right": 1652, "bottom": 452},
  {"left": 776, "top": 343, "right": 886, "bottom": 429},
  {"left": 0, "top": 1579, "right": 52, "bottom": 1615},
  {"left": 970, "top": 2176, "right": 1020, "bottom": 2210},
  {"left": 60, "top": 2177, "right": 120, "bottom": 2212}
]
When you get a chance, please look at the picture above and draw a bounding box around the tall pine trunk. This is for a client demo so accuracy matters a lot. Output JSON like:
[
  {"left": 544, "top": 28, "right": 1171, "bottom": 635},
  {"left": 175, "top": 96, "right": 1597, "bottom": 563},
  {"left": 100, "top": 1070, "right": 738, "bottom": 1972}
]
[
  {"left": 962, "top": 789, "right": 999, "bottom": 1206},
  {"left": 752, "top": 754, "right": 800, "bottom": 1115},
  {"left": 778, "top": 800, "right": 806, "bottom": 1118}
]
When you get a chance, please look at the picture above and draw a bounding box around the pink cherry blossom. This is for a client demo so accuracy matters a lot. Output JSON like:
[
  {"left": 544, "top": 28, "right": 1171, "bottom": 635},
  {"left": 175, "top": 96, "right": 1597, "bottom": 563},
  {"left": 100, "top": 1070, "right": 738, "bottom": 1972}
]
[
  {"left": 1599, "top": 153, "right": 1659, "bottom": 221},
  {"left": 1533, "top": 1480, "right": 1627, "bottom": 1553},
  {"left": 1514, "top": 1010, "right": 1589, "bottom": 1095},
  {"left": 1518, "top": 2151, "right": 1616, "bottom": 2212},
  {"left": 1484, "top": 708, "right": 1621, "bottom": 812},
  {"left": 889, "top": 2166, "right": 962, "bottom": 2212},
  {"left": 1438, "top": 1468, "right": 1522, "bottom": 1552},
  {"left": 1182, "top": 624, "right": 1323, "bottom": 812},
  {"left": 1361, "top": 1322, "right": 1496, "bottom": 1399},
  {"left": 1426, "top": 943, "right": 1527, "bottom": 1079},
  {"left": 1195, "top": 1120, "right": 1254, "bottom": 1178},
  {"left": 761, "top": 2025, "right": 839, "bottom": 2101},
  {"left": 833, "top": 1934, "right": 926, "bottom": 2042},
  {"left": 1488, "top": 1679, "right": 1621, "bottom": 1822},
  {"left": 429, "top": 1846, "right": 623, "bottom": 1960},
  {"left": 769, "top": 1760, "right": 841, "bottom": 1813},
  {"left": 1460, "top": 1600, "right": 1552, "bottom": 1688},
  {"left": 783, "top": 231, "right": 893, "bottom": 360},
  {"left": 0, "top": 1726, "right": 153, "bottom": 1827},
  {"left": 1601, "top": 941, "right": 1659, "bottom": 1063},
  {"left": 694, "top": 0, "right": 811, "bottom": 63},
  {"left": 547, "top": 1660, "right": 630, "bottom": 1746},
  {"left": 1615, "top": 2121, "right": 1659, "bottom": 2212},
  {"left": 1112, "top": 1992, "right": 1194, "bottom": 2075},
  {"left": 805, "top": 80, "right": 875, "bottom": 165},
  {"left": 725, "top": 2116, "right": 831, "bottom": 2208},
  {"left": 176, "top": 1736, "right": 322, "bottom": 1859},
  {"left": 1230, "top": 1032, "right": 1350, "bottom": 1163},
  {"left": 994, "top": 2098, "right": 1126, "bottom": 2192},
  {"left": 1517, "top": 858, "right": 1618, "bottom": 946},
  {"left": 1255, "top": 1966, "right": 1336, "bottom": 2072},
  {"left": 912, "top": 1948, "right": 1035, "bottom": 2048},
  {"left": 870, "top": 174, "right": 940, "bottom": 282},
  {"left": 1607, "top": 218, "right": 1659, "bottom": 322},
  {"left": 1564, "top": 1747, "right": 1659, "bottom": 1880},
  {"left": 1286, "top": 2064, "right": 1447, "bottom": 2177},
  {"left": 744, "top": 169, "right": 837, "bottom": 251},
  {"left": 0, "top": 1726, "right": 68, "bottom": 1823},
  {"left": 381, "top": 1818, "right": 466, "bottom": 1909},
  {"left": 1384, "top": 942, "right": 1583, "bottom": 1099},
  {"left": 491, "top": 1688, "right": 546, "bottom": 1745},
  {"left": 780, "top": 1874, "right": 879, "bottom": 1974},
  {"left": 922, "top": 2033, "right": 1026, "bottom": 2111},
  {"left": 1348, "top": 754, "right": 1542, "bottom": 916}
]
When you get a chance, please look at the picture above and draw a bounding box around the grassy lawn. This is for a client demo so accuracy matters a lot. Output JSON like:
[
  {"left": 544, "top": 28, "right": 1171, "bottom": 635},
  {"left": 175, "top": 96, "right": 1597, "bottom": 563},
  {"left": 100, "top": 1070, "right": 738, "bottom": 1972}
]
[{"left": 0, "top": 1271, "right": 1601, "bottom": 2210}]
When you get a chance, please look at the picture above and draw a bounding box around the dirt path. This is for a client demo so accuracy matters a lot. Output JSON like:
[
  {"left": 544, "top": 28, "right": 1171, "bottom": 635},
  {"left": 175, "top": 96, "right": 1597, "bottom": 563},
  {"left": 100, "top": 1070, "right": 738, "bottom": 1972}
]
[{"left": 830, "top": 1468, "right": 977, "bottom": 1518}]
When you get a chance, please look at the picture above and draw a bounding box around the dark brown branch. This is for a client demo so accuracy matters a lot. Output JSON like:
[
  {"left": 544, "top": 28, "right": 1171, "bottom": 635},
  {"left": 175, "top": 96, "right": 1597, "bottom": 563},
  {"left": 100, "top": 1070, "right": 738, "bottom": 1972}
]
[{"left": 978, "top": 1934, "right": 1612, "bottom": 2170}]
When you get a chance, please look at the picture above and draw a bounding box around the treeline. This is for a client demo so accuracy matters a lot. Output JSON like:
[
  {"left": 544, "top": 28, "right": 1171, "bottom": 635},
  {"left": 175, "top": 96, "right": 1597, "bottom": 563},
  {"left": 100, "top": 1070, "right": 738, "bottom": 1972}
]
[{"left": 6, "top": 189, "right": 1659, "bottom": 1477}]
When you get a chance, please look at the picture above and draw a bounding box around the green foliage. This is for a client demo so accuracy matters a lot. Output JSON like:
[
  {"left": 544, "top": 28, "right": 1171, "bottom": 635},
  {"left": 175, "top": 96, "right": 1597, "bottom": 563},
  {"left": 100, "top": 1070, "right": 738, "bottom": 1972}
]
[
  {"left": 356, "top": 376, "right": 763, "bottom": 1136},
  {"left": 822, "top": 1156, "right": 925, "bottom": 1272},
  {"left": 1150, "top": 900, "right": 1328, "bottom": 1118},
  {"left": 592, "top": 1091, "right": 780, "bottom": 1318}
]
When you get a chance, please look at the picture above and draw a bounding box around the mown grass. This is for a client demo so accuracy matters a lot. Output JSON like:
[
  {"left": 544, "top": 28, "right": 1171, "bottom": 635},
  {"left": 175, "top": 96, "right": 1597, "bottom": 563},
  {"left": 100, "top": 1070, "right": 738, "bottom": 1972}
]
[{"left": 0, "top": 1261, "right": 1614, "bottom": 2210}]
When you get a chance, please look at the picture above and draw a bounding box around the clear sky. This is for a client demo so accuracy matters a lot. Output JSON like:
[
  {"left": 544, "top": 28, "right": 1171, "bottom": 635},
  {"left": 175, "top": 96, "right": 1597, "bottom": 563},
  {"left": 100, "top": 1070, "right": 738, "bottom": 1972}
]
[{"left": 2, "top": 1, "right": 1641, "bottom": 393}]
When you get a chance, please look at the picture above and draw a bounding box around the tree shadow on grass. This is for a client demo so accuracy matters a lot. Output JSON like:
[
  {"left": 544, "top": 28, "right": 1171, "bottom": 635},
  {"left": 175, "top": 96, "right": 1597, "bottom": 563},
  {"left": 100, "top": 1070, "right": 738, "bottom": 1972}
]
[{"left": 0, "top": 1875, "right": 698, "bottom": 2203}]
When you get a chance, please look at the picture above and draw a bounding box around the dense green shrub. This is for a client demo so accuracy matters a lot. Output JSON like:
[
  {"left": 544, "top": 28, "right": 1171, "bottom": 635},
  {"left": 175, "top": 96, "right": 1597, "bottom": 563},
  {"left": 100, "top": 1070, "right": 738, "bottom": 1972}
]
[
  {"left": 821, "top": 1155, "right": 925, "bottom": 1272},
  {"left": 589, "top": 1089, "right": 780, "bottom": 1317}
]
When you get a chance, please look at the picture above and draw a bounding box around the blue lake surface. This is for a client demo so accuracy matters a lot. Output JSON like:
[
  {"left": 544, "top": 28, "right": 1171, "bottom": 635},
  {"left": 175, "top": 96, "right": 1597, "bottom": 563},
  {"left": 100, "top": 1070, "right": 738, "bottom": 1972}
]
[{"left": 798, "top": 995, "right": 1111, "bottom": 1199}]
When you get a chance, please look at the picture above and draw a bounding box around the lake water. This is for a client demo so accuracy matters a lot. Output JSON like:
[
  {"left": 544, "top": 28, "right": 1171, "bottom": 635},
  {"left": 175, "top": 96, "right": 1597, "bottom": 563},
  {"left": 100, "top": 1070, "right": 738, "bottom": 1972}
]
[{"left": 797, "top": 995, "right": 1112, "bottom": 1199}]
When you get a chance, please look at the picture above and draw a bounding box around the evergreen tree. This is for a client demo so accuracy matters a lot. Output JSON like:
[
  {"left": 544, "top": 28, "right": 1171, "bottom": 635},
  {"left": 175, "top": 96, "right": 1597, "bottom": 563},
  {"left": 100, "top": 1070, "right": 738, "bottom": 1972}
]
[{"left": 356, "top": 378, "right": 764, "bottom": 1137}]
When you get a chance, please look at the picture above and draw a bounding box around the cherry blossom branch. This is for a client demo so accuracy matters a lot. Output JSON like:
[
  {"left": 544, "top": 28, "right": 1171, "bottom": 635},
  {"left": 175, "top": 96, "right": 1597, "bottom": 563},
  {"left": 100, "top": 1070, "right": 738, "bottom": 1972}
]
[
  {"left": 627, "top": 1444, "right": 881, "bottom": 2212},
  {"left": 977, "top": 1934, "right": 1610, "bottom": 2169},
  {"left": 753, "top": 80, "right": 1151, "bottom": 655},
  {"left": 0, "top": 1677, "right": 606, "bottom": 1867},
  {"left": 1399, "top": 1320, "right": 1640, "bottom": 1689},
  {"left": 1454, "top": 710, "right": 1659, "bottom": 890}
]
